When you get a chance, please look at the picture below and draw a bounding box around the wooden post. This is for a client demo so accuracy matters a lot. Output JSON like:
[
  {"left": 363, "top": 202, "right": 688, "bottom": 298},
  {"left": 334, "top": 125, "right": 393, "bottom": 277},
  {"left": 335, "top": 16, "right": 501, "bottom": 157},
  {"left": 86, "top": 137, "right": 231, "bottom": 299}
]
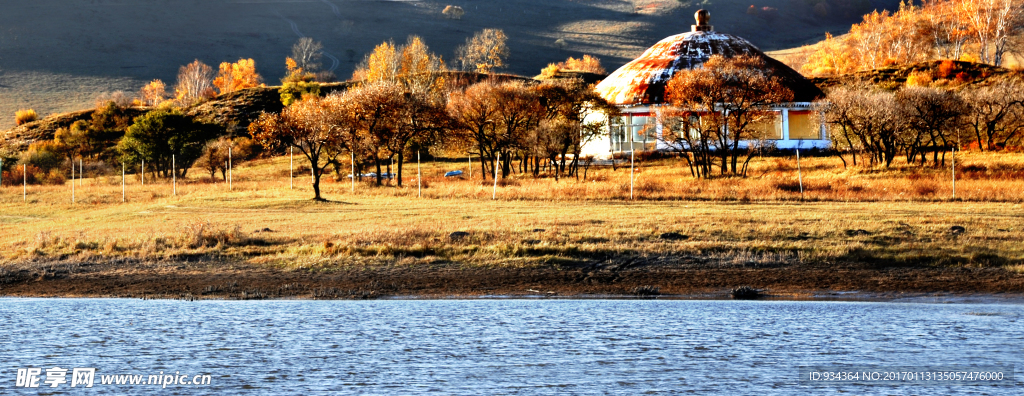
[
  {"left": 290, "top": 147, "right": 294, "bottom": 189},
  {"left": 228, "top": 145, "right": 232, "bottom": 190},
  {"left": 796, "top": 147, "right": 804, "bottom": 200},
  {"left": 122, "top": 163, "right": 125, "bottom": 203},
  {"left": 492, "top": 152, "right": 500, "bottom": 200},
  {"left": 417, "top": 151, "right": 422, "bottom": 198},
  {"left": 629, "top": 150, "right": 635, "bottom": 200},
  {"left": 23, "top": 164, "right": 26, "bottom": 202},
  {"left": 141, "top": 159, "right": 144, "bottom": 186},
  {"left": 0, "top": 158, "right": 3, "bottom": 188},
  {"left": 71, "top": 161, "right": 75, "bottom": 204},
  {"left": 951, "top": 147, "right": 956, "bottom": 200},
  {"left": 172, "top": 154, "right": 177, "bottom": 196},
  {"left": 350, "top": 151, "right": 355, "bottom": 193}
]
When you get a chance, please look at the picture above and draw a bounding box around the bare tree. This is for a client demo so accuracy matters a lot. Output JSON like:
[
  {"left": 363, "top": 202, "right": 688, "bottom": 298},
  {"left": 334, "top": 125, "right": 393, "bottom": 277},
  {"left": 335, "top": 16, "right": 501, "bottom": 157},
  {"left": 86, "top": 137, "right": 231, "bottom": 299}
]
[
  {"left": 291, "top": 37, "right": 324, "bottom": 74},
  {"left": 960, "top": 80, "right": 1024, "bottom": 150},
  {"left": 455, "top": 29, "right": 510, "bottom": 73},
  {"left": 820, "top": 86, "right": 907, "bottom": 167},
  {"left": 174, "top": 60, "right": 215, "bottom": 106},
  {"left": 896, "top": 86, "right": 966, "bottom": 166}
]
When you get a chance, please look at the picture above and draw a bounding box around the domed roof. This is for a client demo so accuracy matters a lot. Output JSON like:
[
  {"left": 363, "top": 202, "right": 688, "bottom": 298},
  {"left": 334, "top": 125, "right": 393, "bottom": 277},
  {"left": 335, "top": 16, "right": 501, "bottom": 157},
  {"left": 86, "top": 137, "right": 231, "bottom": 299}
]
[{"left": 594, "top": 10, "right": 824, "bottom": 106}]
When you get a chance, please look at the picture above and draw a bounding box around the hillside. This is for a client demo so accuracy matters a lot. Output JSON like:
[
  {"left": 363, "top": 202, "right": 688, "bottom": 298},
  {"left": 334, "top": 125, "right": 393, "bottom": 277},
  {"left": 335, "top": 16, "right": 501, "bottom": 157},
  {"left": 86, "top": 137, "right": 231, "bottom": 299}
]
[{"left": 0, "top": 0, "right": 903, "bottom": 130}]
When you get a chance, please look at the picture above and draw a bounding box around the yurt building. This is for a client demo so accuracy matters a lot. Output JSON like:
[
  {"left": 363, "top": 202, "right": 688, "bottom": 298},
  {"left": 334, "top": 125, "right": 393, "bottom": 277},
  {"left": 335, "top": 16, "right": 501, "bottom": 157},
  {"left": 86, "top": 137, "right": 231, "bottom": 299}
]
[{"left": 583, "top": 10, "right": 828, "bottom": 156}]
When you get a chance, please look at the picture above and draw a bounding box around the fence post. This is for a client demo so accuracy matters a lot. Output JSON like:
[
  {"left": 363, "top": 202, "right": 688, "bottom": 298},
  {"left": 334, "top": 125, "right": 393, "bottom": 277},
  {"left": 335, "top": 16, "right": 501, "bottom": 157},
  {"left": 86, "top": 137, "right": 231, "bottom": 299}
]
[
  {"left": 796, "top": 147, "right": 804, "bottom": 200},
  {"left": 173, "top": 154, "right": 177, "bottom": 196},
  {"left": 417, "top": 151, "right": 422, "bottom": 198},
  {"left": 290, "top": 147, "right": 294, "bottom": 189},
  {"left": 350, "top": 151, "right": 355, "bottom": 193},
  {"left": 228, "top": 145, "right": 232, "bottom": 190},
  {"left": 492, "top": 152, "right": 500, "bottom": 200},
  {"left": 630, "top": 150, "right": 635, "bottom": 200},
  {"left": 72, "top": 161, "right": 75, "bottom": 204},
  {"left": 23, "top": 164, "right": 27, "bottom": 202},
  {"left": 122, "top": 163, "right": 125, "bottom": 203},
  {"left": 141, "top": 159, "right": 144, "bottom": 186},
  {"left": 951, "top": 147, "right": 956, "bottom": 200}
]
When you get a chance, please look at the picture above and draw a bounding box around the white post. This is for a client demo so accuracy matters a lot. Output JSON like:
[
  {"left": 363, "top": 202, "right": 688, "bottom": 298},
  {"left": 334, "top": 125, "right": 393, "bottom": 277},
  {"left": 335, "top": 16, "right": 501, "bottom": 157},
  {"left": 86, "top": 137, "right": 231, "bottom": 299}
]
[
  {"left": 350, "top": 151, "right": 355, "bottom": 193},
  {"left": 630, "top": 150, "right": 635, "bottom": 200},
  {"left": 122, "top": 163, "right": 125, "bottom": 203},
  {"left": 228, "top": 145, "right": 232, "bottom": 190},
  {"left": 141, "top": 159, "right": 144, "bottom": 186},
  {"left": 71, "top": 161, "right": 75, "bottom": 204},
  {"left": 289, "top": 147, "right": 294, "bottom": 189},
  {"left": 0, "top": 158, "right": 3, "bottom": 188},
  {"left": 492, "top": 152, "right": 500, "bottom": 200},
  {"left": 951, "top": 147, "right": 956, "bottom": 200},
  {"left": 172, "top": 154, "right": 177, "bottom": 196},
  {"left": 417, "top": 151, "right": 422, "bottom": 198},
  {"left": 796, "top": 147, "right": 804, "bottom": 200},
  {"left": 23, "top": 164, "right": 27, "bottom": 202}
]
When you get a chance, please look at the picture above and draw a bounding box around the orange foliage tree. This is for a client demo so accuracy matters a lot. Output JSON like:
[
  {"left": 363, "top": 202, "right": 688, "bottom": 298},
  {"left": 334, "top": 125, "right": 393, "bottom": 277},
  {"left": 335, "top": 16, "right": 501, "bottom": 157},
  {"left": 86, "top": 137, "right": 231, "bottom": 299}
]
[{"left": 213, "top": 58, "right": 263, "bottom": 94}]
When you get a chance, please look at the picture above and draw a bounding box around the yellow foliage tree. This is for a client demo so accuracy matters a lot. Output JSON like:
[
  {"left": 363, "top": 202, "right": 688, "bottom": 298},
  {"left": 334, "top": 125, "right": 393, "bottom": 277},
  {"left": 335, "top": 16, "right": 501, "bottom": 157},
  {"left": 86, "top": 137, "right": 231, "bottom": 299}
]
[
  {"left": 139, "top": 79, "right": 167, "bottom": 106},
  {"left": 213, "top": 58, "right": 263, "bottom": 94}
]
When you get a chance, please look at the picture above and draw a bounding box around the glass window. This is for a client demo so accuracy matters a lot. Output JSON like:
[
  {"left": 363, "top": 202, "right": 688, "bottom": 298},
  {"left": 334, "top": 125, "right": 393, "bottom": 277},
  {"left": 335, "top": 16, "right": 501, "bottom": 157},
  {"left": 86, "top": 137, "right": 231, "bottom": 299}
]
[
  {"left": 749, "top": 112, "right": 782, "bottom": 140},
  {"left": 788, "top": 111, "right": 820, "bottom": 140}
]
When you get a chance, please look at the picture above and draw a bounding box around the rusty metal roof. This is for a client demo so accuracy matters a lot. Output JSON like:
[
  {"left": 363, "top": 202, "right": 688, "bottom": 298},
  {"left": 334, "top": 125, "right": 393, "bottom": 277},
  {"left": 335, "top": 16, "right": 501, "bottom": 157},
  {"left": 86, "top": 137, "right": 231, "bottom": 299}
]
[{"left": 594, "top": 30, "right": 824, "bottom": 106}]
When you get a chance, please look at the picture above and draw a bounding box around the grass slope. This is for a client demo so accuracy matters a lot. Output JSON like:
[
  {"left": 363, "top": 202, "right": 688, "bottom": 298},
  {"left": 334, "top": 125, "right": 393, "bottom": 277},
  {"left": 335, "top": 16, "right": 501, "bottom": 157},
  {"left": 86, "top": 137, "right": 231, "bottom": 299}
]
[{"left": 0, "top": 0, "right": 900, "bottom": 129}]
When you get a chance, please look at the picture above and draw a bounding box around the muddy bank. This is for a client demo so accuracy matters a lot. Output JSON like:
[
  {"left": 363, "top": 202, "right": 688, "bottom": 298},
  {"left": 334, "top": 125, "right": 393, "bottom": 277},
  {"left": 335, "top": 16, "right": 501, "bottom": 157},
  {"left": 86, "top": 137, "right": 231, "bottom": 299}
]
[{"left": 1, "top": 259, "right": 1022, "bottom": 300}]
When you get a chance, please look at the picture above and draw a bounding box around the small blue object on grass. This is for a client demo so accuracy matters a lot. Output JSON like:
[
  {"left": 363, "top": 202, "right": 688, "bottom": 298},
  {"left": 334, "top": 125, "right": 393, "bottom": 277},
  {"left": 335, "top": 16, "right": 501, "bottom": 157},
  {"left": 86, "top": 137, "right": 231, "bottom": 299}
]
[{"left": 444, "top": 170, "right": 464, "bottom": 177}]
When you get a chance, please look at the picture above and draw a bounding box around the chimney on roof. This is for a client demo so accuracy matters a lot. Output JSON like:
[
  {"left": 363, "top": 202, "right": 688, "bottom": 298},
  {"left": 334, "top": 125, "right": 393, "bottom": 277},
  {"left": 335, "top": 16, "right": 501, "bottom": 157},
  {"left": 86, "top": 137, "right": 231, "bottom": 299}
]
[{"left": 692, "top": 9, "right": 713, "bottom": 32}]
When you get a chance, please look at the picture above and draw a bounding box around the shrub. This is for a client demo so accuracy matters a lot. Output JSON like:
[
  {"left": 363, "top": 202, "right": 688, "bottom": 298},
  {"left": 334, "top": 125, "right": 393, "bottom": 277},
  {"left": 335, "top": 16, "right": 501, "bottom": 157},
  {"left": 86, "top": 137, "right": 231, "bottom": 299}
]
[
  {"left": 22, "top": 141, "right": 66, "bottom": 171},
  {"left": 905, "top": 71, "right": 932, "bottom": 87},
  {"left": 279, "top": 81, "right": 321, "bottom": 106},
  {"left": 937, "top": 60, "right": 957, "bottom": 79},
  {"left": 15, "top": 109, "right": 38, "bottom": 125},
  {"left": 442, "top": 5, "right": 464, "bottom": 20}
]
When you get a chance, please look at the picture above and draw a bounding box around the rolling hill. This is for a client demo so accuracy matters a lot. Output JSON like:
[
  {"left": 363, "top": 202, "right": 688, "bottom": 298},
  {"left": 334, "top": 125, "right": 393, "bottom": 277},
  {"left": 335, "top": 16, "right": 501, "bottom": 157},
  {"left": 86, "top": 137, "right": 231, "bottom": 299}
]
[{"left": 0, "top": 0, "right": 904, "bottom": 130}]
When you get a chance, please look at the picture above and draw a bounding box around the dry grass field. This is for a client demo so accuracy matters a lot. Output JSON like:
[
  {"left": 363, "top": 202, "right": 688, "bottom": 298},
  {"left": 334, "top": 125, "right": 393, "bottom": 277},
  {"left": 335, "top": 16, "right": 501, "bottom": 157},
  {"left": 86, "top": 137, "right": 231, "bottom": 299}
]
[
  {"left": 2, "top": 152, "right": 1022, "bottom": 268},
  {"left": 0, "top": 0, "right": 895, "bottom": 130}
]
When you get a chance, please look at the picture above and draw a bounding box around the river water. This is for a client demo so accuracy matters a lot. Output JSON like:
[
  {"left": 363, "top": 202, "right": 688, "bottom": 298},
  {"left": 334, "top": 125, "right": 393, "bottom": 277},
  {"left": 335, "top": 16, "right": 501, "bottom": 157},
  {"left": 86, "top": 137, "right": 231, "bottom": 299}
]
[{"left": 1, "top": 298, "right": 1021, "bottom": 394}]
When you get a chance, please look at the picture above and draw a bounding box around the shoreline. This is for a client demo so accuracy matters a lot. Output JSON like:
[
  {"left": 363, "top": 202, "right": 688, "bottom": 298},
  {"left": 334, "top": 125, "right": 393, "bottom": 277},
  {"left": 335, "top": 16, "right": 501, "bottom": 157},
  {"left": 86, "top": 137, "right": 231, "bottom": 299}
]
[{"left": 2, "top": 261, "right": 1022, "bottom": 303}]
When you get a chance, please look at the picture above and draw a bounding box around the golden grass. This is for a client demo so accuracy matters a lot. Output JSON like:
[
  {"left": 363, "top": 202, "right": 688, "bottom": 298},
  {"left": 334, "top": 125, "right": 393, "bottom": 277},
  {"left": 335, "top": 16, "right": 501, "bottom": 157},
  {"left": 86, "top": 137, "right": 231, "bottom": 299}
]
[{"left": 1, "top": 152, "right": 1022, "bottom": 272}]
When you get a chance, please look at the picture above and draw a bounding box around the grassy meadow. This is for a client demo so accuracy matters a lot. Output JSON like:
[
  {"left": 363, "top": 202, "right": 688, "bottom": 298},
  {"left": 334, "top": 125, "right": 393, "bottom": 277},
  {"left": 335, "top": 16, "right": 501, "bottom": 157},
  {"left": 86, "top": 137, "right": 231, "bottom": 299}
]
[{"left": 1, "top": 151, "right": 1022, "bottom": 279}]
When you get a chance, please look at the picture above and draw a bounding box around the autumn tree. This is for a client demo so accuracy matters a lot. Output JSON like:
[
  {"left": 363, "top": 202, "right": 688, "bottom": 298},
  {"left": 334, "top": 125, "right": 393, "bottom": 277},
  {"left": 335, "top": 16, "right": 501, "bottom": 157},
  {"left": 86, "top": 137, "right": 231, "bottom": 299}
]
[
  {"left": 664, "top": 55, "right": 794, "bottom": 177},
  {"left": 535, "top": 78, "right": 616, "bottom": 179},
  {"left": 354, "top": 36, "right": 448, "bottom": 95},
  {"left": 447, "top": 80, "right": 542, "bottom": 179},
  {"left": 249, "top": 97, "right": 345, "bottom": 200},
  {"left": 213, "top": 58, "right": 263, "bottom": 94},
  {"left": 139, "top": 80, "right": 168, "bottom": 107},
  {"left": 455, "top": 29, "right": 510, "bottom": 73},
  {"left": 174, "top": 60, "right": 216, "bottom": 106},
  {"left": 344, "top": 82, "right": 405, "bottom": 186}
]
